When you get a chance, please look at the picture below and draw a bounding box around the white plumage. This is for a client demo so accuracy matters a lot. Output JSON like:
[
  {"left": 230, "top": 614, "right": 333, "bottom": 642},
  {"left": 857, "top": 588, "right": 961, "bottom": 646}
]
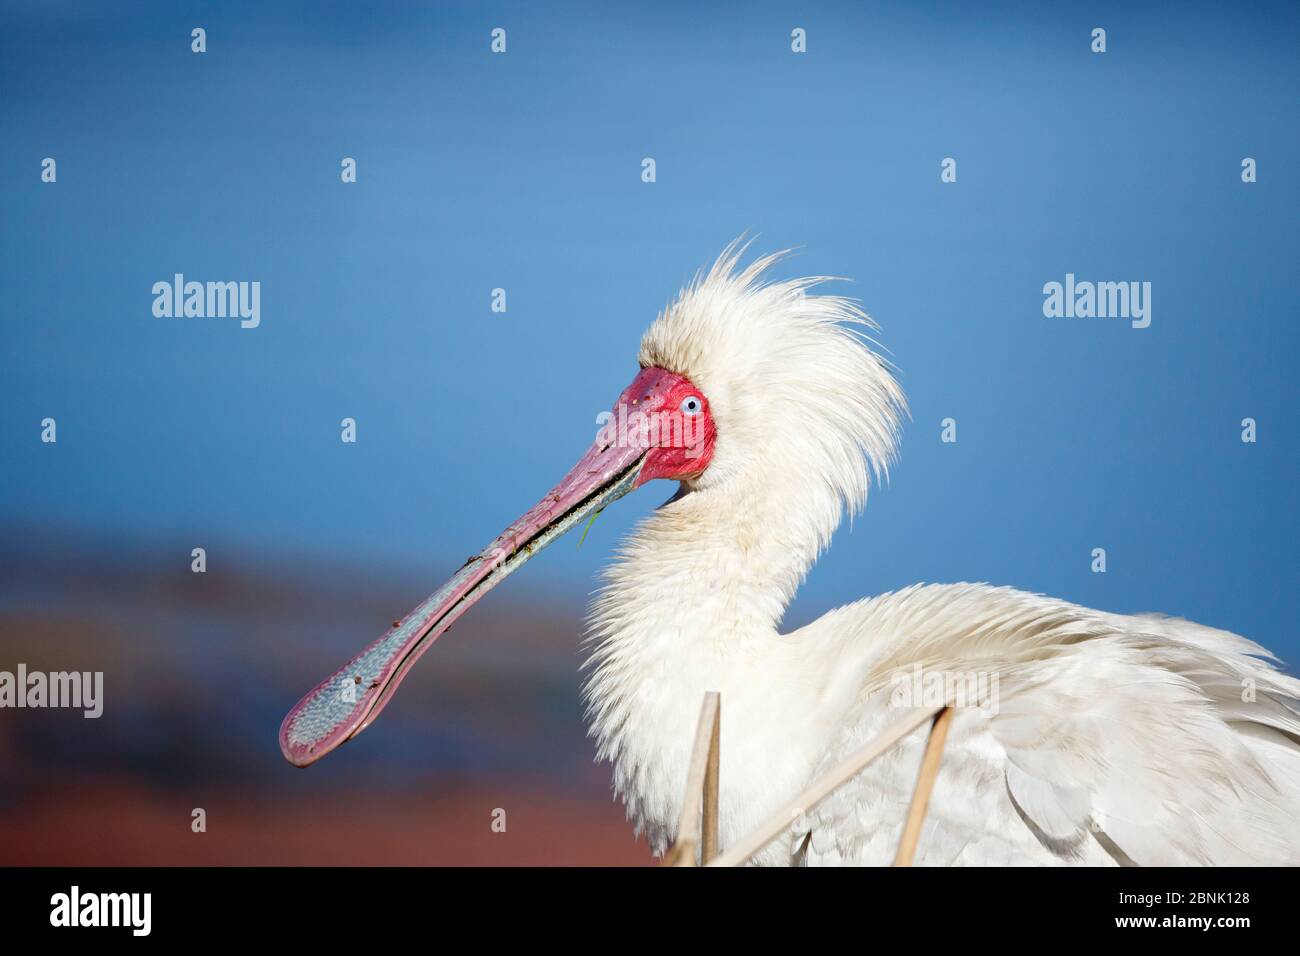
[{"left": 581, "top": 244, "right": 1300, "bottom": 865}]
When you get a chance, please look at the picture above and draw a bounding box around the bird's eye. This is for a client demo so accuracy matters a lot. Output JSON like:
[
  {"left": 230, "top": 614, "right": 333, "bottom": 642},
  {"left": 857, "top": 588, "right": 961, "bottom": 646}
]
[{"left": 680, "top": 396, "right": 703, "bottom": 416}]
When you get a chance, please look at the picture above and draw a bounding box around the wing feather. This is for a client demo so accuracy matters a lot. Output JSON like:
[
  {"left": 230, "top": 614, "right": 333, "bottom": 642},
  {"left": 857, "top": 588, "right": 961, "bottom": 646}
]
[{"left": 795, "top": 584, "right": 1300, "bottom": 866}]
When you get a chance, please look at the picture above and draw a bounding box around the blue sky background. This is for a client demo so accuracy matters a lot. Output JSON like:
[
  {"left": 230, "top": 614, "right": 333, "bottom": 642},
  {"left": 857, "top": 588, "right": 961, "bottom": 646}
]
[{"left": 2, "top": 1, "right": 1297, "bottom": 660}]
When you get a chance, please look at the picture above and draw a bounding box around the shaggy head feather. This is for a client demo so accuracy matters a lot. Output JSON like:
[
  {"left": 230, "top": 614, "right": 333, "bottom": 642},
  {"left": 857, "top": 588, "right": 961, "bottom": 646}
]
[{"left": 636, "top": 241, "right": 907, "bottom": 544}]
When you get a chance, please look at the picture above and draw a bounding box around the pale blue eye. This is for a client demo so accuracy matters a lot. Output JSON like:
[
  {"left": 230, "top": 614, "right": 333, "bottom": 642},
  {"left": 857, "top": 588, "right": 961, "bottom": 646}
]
[{"left": 680, "top": 396, "right": 702, "bottom": 416}]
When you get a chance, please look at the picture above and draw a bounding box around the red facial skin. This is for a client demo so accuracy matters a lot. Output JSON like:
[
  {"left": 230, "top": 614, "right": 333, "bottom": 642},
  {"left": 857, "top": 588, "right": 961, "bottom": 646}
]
[{"left": 609, "top": 366, "right": 716, "bottom": 486}]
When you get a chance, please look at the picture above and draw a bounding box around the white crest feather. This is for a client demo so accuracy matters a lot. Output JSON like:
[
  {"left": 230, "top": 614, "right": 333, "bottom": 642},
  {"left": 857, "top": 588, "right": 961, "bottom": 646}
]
[{"left": 637, "top": 240, "right": 906, "bottom": 535}]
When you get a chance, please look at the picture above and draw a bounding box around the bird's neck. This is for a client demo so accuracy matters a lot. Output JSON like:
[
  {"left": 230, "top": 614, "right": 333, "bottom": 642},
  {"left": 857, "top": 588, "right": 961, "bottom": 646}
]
[
  {"left": 588, "top": 478, "right": 825, "bottom": 654},
  {"left": 582, "top": 478, "right": 842, "bottom": 854}
]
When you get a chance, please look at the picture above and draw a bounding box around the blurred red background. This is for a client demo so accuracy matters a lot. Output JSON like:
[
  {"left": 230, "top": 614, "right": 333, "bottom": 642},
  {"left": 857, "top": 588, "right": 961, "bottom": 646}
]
[{"left": 0, "top": 527, "right": 652, "bottom": 865}]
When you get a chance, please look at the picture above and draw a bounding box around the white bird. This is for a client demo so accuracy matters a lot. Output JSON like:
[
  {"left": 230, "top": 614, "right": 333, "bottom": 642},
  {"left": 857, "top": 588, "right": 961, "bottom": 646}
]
[{"left": 281, "top": 243, "right": 1300, "bottom": 866}]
